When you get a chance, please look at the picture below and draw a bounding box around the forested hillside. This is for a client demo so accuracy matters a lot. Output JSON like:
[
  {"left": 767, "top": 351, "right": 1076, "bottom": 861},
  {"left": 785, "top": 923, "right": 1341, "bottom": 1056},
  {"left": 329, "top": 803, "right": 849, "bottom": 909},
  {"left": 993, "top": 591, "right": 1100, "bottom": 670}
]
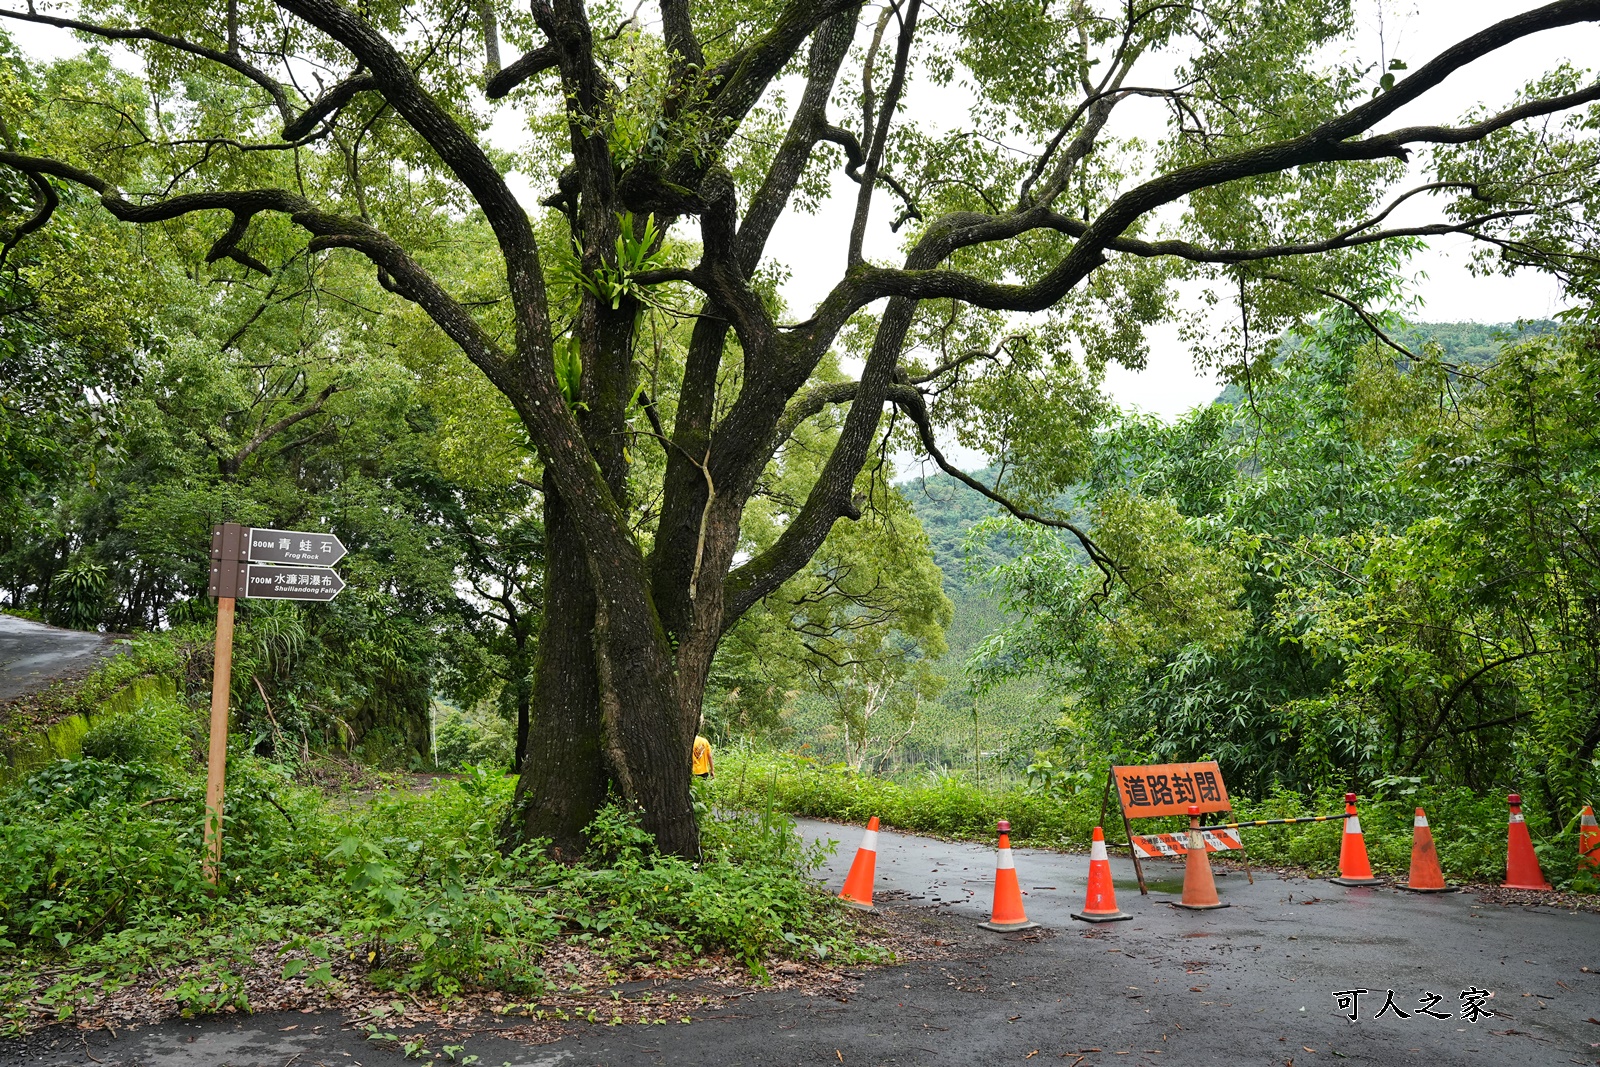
[{"left": 1215, "top": 320, "right": 1560, "bottom": 405}]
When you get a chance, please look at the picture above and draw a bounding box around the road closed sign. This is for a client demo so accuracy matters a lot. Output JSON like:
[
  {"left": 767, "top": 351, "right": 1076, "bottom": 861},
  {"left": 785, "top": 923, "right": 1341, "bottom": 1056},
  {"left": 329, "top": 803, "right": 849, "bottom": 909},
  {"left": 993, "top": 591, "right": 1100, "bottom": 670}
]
[{"left": 1112, "top": 761, "right": 1231, "bottom": 818}]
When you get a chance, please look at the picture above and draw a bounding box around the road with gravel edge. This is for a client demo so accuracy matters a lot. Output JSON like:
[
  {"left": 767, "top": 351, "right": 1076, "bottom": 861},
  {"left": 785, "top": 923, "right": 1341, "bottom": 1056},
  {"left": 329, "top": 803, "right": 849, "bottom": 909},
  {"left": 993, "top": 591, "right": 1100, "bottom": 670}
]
[{"left": 0, "top": 613, "right": 125, "bottom": 703}]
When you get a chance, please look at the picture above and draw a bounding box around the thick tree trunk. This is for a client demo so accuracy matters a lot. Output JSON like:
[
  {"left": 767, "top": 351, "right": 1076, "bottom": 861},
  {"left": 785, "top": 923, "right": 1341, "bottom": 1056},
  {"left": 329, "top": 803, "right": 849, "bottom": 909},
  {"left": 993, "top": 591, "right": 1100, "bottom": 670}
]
[
  {"left": 506, "top": 287, "right": 706, "bottom": 859},
  {"left": 506, "top": 479, "right": 609, "bottom": 859},
  {"left": 507, "top": 483, "right": 705, "bottom": 858},
  {"left": 591, "top": 588, "right": 700, "bottom": 856}
]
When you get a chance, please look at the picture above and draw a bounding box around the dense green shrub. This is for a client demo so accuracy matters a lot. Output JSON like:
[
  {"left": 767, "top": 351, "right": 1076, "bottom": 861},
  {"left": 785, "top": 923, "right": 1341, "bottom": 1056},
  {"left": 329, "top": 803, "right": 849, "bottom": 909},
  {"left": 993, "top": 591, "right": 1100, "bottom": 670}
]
[
  {"left": 0, "top": 753, "right": 321, "bottom": 950},
  {"left": 79, "top": 680, "right": 197, "bottom": 767},
  {"left": 432, "top": 704, "right": 514, "bottom": 770},
  {"left": 1, "top": 743, "right": 875, "bottom": 1030},
  {"left": 722, "top": 749, "right": 1103, "bottom": 847}
]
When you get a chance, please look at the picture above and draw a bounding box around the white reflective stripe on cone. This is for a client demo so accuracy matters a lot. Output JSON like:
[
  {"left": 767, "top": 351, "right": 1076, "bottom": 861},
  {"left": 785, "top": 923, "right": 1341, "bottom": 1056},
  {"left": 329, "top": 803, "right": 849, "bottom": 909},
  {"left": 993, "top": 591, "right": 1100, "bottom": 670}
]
[
  {"left": 1090, "top": 839, "right": 1108, "bottom": 861},
  {"left": 1415, "top": 814, "right": 1429, "bottom": 827},
  {"left": 1582, "top": 813, "right": 1599, "bottom": 826},
  {"left": 1188, "top": 829, "right": 1204, "bottom": 850},
  {"left": 997, "top": 847, "right": 1015, "bottom": 869},
  {"left": 1510, "top": 813, "right": 1525, "bottom": 823},
  {"left": 859, "top": 830, "right": 879, "bottom": 852},
  {"left": 1346, "top": 816, "right": 1362, "bottom": 834}
]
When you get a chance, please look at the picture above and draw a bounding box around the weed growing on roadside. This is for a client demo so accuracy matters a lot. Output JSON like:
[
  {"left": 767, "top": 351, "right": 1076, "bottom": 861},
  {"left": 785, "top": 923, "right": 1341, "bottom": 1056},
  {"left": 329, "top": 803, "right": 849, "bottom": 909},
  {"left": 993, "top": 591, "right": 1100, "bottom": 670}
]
[{"left": 0, "top": 746, "right": 877, "bottom": 1034}]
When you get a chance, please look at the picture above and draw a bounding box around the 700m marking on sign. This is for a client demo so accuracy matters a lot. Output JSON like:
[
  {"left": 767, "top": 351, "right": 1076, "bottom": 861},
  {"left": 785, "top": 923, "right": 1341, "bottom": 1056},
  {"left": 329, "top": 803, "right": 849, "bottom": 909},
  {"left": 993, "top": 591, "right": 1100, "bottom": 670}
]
[{"left": 245, "top": 563, "right": 345, "bottom": 601}]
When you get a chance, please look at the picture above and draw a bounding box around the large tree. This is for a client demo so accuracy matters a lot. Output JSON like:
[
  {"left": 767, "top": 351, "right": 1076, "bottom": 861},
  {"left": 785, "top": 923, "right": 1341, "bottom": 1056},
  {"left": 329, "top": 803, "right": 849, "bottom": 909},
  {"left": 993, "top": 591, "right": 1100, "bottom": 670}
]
[{"left": 2, "top": 0, "right": 1598, "bottom": 856}]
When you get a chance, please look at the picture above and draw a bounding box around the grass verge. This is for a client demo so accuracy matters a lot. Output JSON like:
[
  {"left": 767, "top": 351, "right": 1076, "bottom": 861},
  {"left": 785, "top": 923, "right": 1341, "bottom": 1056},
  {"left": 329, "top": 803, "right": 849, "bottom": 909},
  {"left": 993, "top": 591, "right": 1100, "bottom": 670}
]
[{"left": 0, "top": 685, "right": 884, "bottom": 1036}]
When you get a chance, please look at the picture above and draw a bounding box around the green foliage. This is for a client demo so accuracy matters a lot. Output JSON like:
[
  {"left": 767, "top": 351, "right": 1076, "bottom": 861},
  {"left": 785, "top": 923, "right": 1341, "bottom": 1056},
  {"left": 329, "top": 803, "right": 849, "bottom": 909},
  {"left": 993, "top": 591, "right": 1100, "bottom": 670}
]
[
  {"left": 0, "top": 740, "right": 875, "bottom": 1029},
  {"left": 568, "top": 213, "right": 665, "bottom": 311},
  {"left": 432, "top": 703, "right": 515, "bottom": 771},
  {"left": 709, "top": 443, "right": 953, "bottom": 768},
  {"left": 79, "top": 682, "right": 195, "bottom": 767},
  {"left": 722, "top": 748, "right": 1103, "bottom": 847},
  {"left": 977, "top": 320, "right": 1600, "bottom": 823},
  {"left": 554, "top": 338, "right": 586, "bottom": 411},
  {"left": 0, "top": 752, "right": 310, "bottom": 951},
  {"left": 0, "top": 39, "right": 543, "bottom": 759}
]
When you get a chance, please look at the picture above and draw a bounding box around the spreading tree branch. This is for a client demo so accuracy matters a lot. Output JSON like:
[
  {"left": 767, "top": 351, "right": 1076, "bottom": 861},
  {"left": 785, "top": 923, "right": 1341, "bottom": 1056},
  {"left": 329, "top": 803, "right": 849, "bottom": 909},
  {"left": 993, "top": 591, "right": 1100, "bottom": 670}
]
[
  {"left": 886, "top": 382, "right": 1120, "bottom": 587},
  {"left": 485, "top": 45, "right": 558, "bottom": 99},
  {"left": 0, "top": 7, "right": 292, "bottom": 120},
  {"left": 220, "top": 382, "right": 342, "bottom": 477}
]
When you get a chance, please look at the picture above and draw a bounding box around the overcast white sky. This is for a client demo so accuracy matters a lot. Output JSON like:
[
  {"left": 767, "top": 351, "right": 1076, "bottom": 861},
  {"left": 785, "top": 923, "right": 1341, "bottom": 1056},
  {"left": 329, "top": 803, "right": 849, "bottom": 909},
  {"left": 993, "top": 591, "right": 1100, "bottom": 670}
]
[
  {"left": 759, "top": 1, "right": 1590, "bottom": 422},
  {"left": 4, "top": 1, "right": 1590, "bottom": 432}
]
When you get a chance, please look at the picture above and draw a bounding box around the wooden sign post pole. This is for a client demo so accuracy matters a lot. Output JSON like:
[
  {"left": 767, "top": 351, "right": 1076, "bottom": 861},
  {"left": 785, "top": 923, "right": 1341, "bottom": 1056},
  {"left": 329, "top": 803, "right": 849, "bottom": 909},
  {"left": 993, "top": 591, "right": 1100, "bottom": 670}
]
[
  {"left": 204, "top": 521, "right": 249, "bottom": 887},
  {"left": 203, "top": 595, "right": 235, "bottom": 885},
  {"left": 203, "top": 521, "right": 345, "bottom": 883}
]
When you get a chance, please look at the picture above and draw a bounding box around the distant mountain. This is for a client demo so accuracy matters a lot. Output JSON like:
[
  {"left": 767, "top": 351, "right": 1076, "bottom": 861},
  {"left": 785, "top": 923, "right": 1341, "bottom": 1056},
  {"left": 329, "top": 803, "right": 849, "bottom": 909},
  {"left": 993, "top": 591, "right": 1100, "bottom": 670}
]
[
  {"left": 1214, "top": 319, "right": 1559, "bottom": 406},
  {"left": 898, "top": 468, "right": 1019, "bottom": 660}
]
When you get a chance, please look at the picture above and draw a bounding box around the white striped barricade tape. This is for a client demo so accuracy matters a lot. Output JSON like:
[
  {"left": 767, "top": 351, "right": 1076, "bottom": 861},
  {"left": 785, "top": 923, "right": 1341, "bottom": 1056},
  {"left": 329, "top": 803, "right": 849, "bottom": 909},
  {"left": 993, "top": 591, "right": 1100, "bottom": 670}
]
[{"left": 1132, "top": 827, "right": 1245, "bottom": 859}]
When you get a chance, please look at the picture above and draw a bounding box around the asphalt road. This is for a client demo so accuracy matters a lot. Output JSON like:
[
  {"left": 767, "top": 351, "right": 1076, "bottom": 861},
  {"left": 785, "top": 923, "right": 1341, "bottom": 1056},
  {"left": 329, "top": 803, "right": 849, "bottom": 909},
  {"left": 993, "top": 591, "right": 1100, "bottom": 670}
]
[
  {"left": 2, "top": 819, "right": 1597, "bottom": 1067},
  {"left": 0, "top": 613, "right": 124, "bottom": 703}
]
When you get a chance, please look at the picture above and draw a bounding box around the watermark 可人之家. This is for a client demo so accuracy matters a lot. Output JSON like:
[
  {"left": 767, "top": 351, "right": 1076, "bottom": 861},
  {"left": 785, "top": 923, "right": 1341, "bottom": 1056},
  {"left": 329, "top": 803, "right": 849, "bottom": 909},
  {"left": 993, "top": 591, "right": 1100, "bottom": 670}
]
[{"left": 1331, "top": 988, "right": 1495, "bottom": 1022}]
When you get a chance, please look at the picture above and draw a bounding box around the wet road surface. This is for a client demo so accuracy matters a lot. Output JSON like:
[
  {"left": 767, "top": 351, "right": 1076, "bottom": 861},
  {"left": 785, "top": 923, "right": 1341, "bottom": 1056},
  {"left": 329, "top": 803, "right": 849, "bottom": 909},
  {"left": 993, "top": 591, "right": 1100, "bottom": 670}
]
[
  {"left": 1, "top": 818, "right": 1596, "bottom": 1066},
  {"left": 0, "top": 613, "right": 124, "bottom": 703}
]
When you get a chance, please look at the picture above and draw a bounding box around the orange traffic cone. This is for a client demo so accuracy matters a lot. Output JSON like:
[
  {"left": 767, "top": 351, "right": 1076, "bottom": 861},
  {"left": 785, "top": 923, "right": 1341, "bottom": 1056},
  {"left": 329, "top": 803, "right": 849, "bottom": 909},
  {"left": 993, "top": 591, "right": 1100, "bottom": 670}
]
[
  {"left": 838, "top": 816, "right": 880, "bottom": 910},
  {"left": 980, "top": 820, "right": 1040, "bottom": 931},
  {"left": 1175, "top": 805, "right": 1228, "bottom": 911},
  {"left": 1072, "top": 826, "right": 1132, "bottom": 923},
  {"left": 1503, "top": 794, "right": 1551, "bottom": 890},
  {"left": 1330, "top": 792, "right": 1383, "bottom": 887},
  {"left": 1398, "top": 807, "right": 1454, "bottom": 893},
  {"left": 1581, "top": 806, "right": 1599, "bottom": 872}
]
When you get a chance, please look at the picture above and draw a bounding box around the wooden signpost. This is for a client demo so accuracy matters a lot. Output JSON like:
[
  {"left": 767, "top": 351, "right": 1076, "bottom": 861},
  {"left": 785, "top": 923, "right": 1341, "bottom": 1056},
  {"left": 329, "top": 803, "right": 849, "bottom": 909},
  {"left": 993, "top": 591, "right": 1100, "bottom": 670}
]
[{"left": 203, "top": 522, "right": 345, "bottom": 883}]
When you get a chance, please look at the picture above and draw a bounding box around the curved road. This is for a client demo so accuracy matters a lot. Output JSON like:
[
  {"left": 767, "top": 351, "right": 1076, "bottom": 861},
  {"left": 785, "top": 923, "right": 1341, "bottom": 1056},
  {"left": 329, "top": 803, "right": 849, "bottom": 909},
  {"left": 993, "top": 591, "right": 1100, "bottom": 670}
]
[
  {"left": 3, "top": 818, "right": 1595, "bottom": 1066},
  {"left": 0, "top": 612, "right": 125, "bottom": 703}
]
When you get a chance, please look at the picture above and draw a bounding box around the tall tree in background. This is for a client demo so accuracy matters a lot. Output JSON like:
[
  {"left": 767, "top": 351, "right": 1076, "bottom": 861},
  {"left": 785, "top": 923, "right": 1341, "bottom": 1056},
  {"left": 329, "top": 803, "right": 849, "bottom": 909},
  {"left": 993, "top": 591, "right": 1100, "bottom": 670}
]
[{"left": 2, "top": 0, "right": 1599, "bottom": 855}]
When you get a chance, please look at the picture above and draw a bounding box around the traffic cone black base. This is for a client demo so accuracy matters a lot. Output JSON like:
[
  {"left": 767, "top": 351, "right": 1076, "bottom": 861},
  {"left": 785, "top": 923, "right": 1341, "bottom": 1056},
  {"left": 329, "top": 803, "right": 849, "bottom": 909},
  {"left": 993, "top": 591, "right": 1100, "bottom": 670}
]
[
  {"left": 1071, "top": 909, "right": 1133, "bottom": 923},
  {"left": 1172, "top": 899, "right": 1231, "bottom": 911},
  {"left": 979, "top": 918, "right": 1042, "bottom": 931},
  {"left": 1329, "top": 876, "right": 1384, "bottom": 887},
  {"left": 1394, "top": 883, "right": 1456, "bottom": 894}
]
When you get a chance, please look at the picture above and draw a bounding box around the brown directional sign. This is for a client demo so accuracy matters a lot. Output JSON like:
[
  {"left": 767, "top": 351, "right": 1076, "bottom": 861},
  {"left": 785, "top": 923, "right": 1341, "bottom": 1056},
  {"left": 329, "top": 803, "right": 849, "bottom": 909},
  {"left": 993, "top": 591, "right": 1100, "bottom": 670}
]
[
  {"left": 204, "top": 522, "right": 345, "bottom": 885},
  {"left": 245, "top": 563, "right": 345, "bottom": 601},
  {"left": 246, "top": 527, "right": 347, "bottom": 567}
]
